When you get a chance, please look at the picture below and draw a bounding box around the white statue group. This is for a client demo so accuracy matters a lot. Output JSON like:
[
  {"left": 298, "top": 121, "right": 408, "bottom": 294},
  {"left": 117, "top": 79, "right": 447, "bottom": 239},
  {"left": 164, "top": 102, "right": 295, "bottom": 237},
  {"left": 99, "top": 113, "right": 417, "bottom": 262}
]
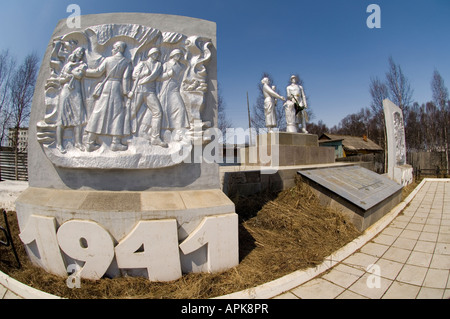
[
  {"left": 53, "top": 41, "right": 191, "bottom": 154},
  {"left": 261, "top": 75, "right": 309, "bottom": 134}
]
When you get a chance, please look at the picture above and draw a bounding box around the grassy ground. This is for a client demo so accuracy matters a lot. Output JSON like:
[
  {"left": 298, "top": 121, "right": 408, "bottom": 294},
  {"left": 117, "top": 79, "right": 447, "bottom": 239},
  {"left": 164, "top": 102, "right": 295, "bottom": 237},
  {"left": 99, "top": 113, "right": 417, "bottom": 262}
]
[{"left": 0, "top": 177, "right": 420, "bottom": 299}]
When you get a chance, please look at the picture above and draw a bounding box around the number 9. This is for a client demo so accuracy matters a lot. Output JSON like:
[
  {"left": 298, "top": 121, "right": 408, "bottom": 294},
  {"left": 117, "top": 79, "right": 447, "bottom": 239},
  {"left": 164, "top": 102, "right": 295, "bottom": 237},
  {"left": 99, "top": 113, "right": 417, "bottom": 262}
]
[{"left": 57, "top": 220, "right": 115, "bottom": 280}]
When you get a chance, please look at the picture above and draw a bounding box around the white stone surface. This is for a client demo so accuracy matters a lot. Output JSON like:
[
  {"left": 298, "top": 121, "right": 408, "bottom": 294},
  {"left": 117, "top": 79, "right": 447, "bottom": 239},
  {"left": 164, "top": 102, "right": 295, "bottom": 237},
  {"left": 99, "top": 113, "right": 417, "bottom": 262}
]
[
  {"left": 57, "top": 219, "right": 115, "bottom": 280},
  {"left": 115, "top": 219, "right": 182, "bottom": 281},
  {"left": 19, "top": 215, "right": 67, "bottom": 277},
  {"left": 27, "top": 13, "right": 219, "bottom": 191}
]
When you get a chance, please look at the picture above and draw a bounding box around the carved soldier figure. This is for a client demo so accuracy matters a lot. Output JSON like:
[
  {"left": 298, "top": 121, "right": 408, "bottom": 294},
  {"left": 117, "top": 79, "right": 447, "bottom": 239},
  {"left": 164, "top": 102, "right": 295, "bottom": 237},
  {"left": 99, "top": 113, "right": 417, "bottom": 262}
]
[
  {"left": 261, "top": 77, "right": 285, "bottom": 132},
  {"left": 159, "top": 49, "right": 190, "bottom": 140},
  {"left": 85, "top": 41, "right": 132, "bottom": 152},
  {"left": 129, "top": 48, "right": 167, "bottom": 147},
  {"left": 285, "top": 75, "right": 308, "bottom": 134}
]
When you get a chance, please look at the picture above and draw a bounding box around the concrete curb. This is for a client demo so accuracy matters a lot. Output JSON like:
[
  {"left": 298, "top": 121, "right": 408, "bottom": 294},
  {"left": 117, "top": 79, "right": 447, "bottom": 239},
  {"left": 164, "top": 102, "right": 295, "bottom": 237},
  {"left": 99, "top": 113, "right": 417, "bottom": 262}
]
[{"left": 0, "top": 270, "right": 62, "bottom": 299}]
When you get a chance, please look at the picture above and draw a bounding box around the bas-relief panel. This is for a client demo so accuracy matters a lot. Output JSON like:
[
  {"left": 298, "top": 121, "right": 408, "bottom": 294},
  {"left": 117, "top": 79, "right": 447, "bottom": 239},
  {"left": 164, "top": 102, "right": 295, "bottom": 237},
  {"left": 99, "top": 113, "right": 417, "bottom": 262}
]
[{"left": 37, "top": 23, "right": 214, "bottom": 169}]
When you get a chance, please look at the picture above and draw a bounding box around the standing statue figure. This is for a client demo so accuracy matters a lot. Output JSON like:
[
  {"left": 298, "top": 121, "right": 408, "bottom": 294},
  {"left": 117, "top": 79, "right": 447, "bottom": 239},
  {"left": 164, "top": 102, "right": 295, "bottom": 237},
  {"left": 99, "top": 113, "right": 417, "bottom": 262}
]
[
  {"left": 55, "top": 47, "right": 87, "bottom": 153},
  {"left": 261, "top": 77, "right": 285, "bottom": 132},
  {"left": 159, "top": 49, "right": 190, "bottom": 140},
  {"left": 285, "top": 75, "right": 309, "bottom": 133},
  {"left": 85, "top": 41, "right": 132, "bottom": 152},
  {"left": 129, "top": 48, "right": 167, "bottom": 148}
]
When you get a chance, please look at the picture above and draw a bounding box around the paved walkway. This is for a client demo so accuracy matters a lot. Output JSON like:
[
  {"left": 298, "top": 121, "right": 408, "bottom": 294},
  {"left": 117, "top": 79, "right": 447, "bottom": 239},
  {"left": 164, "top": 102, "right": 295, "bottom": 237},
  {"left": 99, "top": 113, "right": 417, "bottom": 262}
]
[{"left": 275, "top": 179, "right": 450, "bottom": 299}]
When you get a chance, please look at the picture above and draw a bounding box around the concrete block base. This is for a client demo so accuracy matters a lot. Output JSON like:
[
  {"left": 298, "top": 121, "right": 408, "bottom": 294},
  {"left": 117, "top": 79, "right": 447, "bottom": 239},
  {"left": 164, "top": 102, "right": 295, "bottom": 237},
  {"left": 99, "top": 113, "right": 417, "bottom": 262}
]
[
  {"left": 239, "top": 132, "right": 335, "bottom": 166},
  {"left": 15, "top": 188, "right": 238, "bottom": 280}
]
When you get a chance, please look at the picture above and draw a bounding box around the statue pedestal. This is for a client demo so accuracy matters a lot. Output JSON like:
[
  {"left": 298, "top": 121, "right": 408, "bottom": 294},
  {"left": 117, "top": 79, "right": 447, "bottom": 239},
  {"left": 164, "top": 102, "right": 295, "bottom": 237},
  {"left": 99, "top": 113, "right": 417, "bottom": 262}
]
[
  {"left": 394, "top": 164, "right": 414, "bottom": 186},
  {"left": 239, "top": 132, "right": 335, "bottom": 167}
]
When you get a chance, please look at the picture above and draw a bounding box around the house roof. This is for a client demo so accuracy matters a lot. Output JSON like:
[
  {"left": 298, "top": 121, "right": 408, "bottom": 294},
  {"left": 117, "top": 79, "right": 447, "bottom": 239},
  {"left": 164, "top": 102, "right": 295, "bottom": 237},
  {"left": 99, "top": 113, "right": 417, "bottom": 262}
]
[{"left": 319, "top": 133, "right": 383, "bottom": 152}]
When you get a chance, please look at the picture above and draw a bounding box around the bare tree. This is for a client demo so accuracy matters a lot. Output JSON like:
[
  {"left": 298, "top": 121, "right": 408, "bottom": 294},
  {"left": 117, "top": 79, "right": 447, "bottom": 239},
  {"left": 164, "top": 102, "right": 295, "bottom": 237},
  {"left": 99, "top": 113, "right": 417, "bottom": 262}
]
[
  {"left": 217, "top": 82, "right": 233, "bottom": 135},
  {"left": 0, "top": 50, "right": 16, "bottom": 146},
  {"left": 385, "top": 56, "right": 413, "bottom": 112},
  {"left": 369, "top": 76, "right": 389, "bottom": 148},
  {"left": 9, "top": 52, "right": 39, "bottom": 179},
  {"left": 431, "top": 70, "right": 449, "bottom": 171}
]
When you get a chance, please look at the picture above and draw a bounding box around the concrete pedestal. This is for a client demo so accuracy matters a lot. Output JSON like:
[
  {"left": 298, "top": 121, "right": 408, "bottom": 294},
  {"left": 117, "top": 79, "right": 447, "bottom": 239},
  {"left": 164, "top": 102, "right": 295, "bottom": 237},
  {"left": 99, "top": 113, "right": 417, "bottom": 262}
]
[{"left": 239, "top": 132, "right": 335, "bottom": 167}]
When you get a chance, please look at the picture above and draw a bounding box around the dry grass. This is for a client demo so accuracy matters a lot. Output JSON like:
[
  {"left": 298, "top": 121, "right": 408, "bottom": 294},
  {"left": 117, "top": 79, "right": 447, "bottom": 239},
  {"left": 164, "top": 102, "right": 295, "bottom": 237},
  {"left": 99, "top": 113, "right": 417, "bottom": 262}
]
[{"left": 0, "top": 176, "right": 419, "bottom": 299}]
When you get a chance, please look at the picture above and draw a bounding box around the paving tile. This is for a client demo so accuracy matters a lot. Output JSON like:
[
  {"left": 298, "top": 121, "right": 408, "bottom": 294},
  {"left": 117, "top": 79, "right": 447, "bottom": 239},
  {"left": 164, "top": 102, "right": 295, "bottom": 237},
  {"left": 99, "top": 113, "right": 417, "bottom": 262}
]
[
  {"left": 382, "top": 247, "right": 411, "bottom": 263},
  {"left": 410, "top": 217, "right": 427, "bottom": 224},
  {"left": 414, "top": 212, "right": 429, "bottom": 219},
  {"left": 441, "top": 219, "right": 450, "bottom": 226},
  {"left": 396, "top": 264, "right": 428, "bottom": 286},
  {"left": 322, "top": 268, "right": 361, "bottom": 288},
  {"left": 390, "top": 220, "right": 408, "bottom": 229},
  {"left": 382, "top": 281, "right": 420, "bottom": 299},
  {"left": 405, "top": 223, "right": 424, "bottom": 231},
  {"left": 426, "top": 218, "right": 441, "bottom": 226},
  {"left": 422, "top": 225, "right": 440, "bottom": 233},
  {"left": 0, "top": 284, "right": 7, "bottom": 299},
  {"left": 347, "top": 273, "right": 392, "bottom": 299},
  {"left": 290, "top": 278, "right": 345, "bottom": 299},
  {"left": 392, "top": 237, "right": 417, "bottom": 250},
  {"left": 419, "top": 232, "right": 439, "bottom": 242},
  {"left": 3, "top": 290, "right": 22, "bottom": 299},
  {"left": 444, "top": 290, "right": 450, "bottom": 299},
  {"left": 430, "top": 254, "right": 450, "bottom": 269},
  {"left": 406, "top": 251, "right": 433, "bottom": 267},
  {"left": 396, "top": 215, "right": 412, "bottom": 223},
  {"left": 342, "top": 253, "right": 379, "bottom": 271},
  {"left": 435, "top": 243, "right": 450, "bottom": 255},
  {"left": 336, "top": 290, "right": 368, "bottom": 299},
  {"left": 414, "top": 241, "right": 436, "bottom": 254},
  {"left": 374, "top": 258, "right": 404, "bottom": 280},
  {"left": 416, "top": 287, "right": 445, "bottom": 299},
  {"left": 399, "top": 229, "right": 421, "bottom": 240},
  {"left": 439, "top": 226, "right": 450, "bottom": 234},
  {"left": 332, "top": 263, "right": 365, "bottom": 277},
  {"left": 273, "top": 292, "right": 299, "bottom": 299},
  {"left": 437, "top": 233, "right": 450, "bottom": 244},
  {"left": 372, "top": 234, "right": 396, "bottom": 246},
  {"left": 382, "top": 226, "right": 403, "bottom": 237},
  {"left": 360, "top": 242, "right": 390, "bottom": 258},
  {"left": 422, "top": 269, "right": 449, "bottom": 289}
]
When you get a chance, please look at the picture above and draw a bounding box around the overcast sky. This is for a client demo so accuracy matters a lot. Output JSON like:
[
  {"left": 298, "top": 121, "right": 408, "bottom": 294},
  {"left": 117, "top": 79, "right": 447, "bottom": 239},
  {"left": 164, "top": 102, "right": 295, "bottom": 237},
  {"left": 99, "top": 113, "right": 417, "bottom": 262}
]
[{"left": 1, "top": 0, "right": 449, "bottom": 130}]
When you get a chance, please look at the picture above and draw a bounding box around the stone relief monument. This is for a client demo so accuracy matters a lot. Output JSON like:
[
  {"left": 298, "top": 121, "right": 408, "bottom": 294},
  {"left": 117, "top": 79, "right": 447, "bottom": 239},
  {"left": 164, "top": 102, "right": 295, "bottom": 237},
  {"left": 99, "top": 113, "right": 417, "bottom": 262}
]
[
  {"left": 16, "top": 13, "right": 238, "bottom": 282},
  {"left": 285, "top": 75, "right": 309, "bottom": 134},
  {"left": 38, "top": 18, "right": 215, "bottom": 169},
  {"left": 383, "top": 98, "right": 413, "bottom": 186}
]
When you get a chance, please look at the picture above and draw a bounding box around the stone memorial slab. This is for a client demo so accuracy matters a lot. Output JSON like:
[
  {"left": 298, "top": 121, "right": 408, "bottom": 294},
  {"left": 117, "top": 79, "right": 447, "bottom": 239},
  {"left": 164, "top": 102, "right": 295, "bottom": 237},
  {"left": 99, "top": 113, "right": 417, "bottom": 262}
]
[
  {"left": 383, "top": 99, "right": 413, "bottom": 186},
  {"left": 298, "top": 165, "right": 403, "bottom": 231}
]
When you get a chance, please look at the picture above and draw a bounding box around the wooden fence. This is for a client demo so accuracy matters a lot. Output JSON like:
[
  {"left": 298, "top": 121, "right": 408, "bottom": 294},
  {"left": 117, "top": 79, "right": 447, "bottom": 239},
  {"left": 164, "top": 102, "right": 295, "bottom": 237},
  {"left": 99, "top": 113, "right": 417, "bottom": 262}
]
[{"left": 0, "top": 148, "right": 28, "bottom": 181}]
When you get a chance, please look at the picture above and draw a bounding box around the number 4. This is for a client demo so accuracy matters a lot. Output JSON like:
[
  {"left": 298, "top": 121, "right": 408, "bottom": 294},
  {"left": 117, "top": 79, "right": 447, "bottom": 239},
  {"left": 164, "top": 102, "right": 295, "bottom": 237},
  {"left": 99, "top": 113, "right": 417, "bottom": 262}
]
[{"left": 114, "top": 219, "right": 182, "bottom": 282}]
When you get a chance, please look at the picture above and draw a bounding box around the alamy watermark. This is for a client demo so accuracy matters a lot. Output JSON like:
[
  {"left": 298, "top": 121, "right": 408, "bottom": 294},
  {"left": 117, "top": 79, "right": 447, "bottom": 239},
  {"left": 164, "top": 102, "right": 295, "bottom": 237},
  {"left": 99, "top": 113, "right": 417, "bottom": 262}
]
[
  {"left": 366, "top": 264, "right": 381, "bottom": 289},
  {"left": 366, "top": 4, "right": 381, "bottom": 29},
  {"left": 66, "top": 263, "right": 81, "bottom": 289},
  {"left": 66, "top": 4, "right": 81, "bottom": 29}
]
